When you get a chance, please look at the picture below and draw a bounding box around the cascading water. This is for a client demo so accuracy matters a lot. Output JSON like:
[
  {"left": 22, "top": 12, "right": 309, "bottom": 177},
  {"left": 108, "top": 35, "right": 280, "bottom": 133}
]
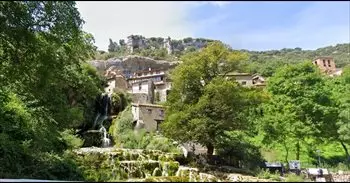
[
  {"left": 100, "top": 126, "right": 111, "bottom": 147},
  {"left": 91, "top": 92, "right": 112, "bottom": 147}
]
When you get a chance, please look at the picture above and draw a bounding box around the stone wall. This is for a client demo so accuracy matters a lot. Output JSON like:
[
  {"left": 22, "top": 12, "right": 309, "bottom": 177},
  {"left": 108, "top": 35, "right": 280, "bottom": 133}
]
[
  {"left": 130, "top": 93, "right": 149, "bottom": 104},
  {"left": 132, "top": 103, "right": 165, "bottom": 132}
]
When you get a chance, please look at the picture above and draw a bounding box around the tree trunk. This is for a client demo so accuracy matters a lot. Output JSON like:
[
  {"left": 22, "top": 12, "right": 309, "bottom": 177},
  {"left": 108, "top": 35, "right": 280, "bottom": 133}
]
[
  {"left": 207, "top": 143, "right": 214, "bottom": 156},
  {"left": 340, "top": 141, "right": 350, "bottom": 163},
  {"left": 283, "top": 141, "right": 289, "bottom": 165},
  {"left": 296, "top": 141, "right": 300, "bottom": 160}
]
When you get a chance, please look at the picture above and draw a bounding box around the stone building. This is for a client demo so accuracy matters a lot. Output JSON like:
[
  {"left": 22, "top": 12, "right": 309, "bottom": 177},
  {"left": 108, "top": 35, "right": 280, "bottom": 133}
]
[
  {"left": 252, "top": 74, "right": 266, "bottom": 88},
  {"left": 128, "top": 68, "right": 171, "bottom": 103},
  {"left": 154, "top": 80, "right": 172, "bottom": 102},
  {"left": 313, "top": 56, "right": 342, "bottom": 76},
  {"left": 224, "top": 72, "right": 254, "bottom": 87},
  {"left": 313, "top": 56, "right": 336, "bottom": 74},
  {"left": 104, "top": 70, "right": 129, "bottom": 94},
  {"left": 220, "top": 72, "right": 267, "bottom": 88},
  {"left": 131, "top": 103, "right": 166, "bottom": 132}
]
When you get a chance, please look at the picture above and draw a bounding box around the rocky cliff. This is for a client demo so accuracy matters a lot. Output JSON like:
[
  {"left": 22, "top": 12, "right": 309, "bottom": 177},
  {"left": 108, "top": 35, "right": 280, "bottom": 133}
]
[
  {"left": 89, "top": 55, "right": 180, "bottom": 78},
  {"left": 108, "top": 35, "right": 217, "bottom": 55}
]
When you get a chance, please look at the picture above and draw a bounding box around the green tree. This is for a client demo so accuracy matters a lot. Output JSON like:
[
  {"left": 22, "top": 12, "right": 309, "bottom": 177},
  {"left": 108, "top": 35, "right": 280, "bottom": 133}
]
[
  {"left": 108, "top": 38, "right": 117, "bottom": 52},
  {"left": 0, "top": 1, "right": 102, "bottom": 178},
  {"left": 259, "top": 62, "right": 333, "bottom": 161},
  {"left": 161, "top": 42, "right": 262, "bottom": 155},
  {"left": 325, "top": 66, "right": 350, "bottom": 162}
]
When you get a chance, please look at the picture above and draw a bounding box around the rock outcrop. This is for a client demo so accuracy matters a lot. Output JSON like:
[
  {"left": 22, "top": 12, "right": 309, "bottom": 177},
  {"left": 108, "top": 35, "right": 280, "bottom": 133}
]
[{"left": 89, "top": 55, "right": 180, "bottom": 78}]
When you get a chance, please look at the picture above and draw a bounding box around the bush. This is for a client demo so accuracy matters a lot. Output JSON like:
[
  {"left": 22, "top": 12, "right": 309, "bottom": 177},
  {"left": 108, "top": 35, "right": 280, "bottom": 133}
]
[
  {"left": 256, "top": 169, "right": 281, "bottom": 181},
  {"left": 109, "top": 106, "right": 180, "bottom": 153},
  {"left": 146, "top": 136, "right": 181, "bottom": 153},
  {"left": 60, "top": 129, "right": 84, "bottom": 149},
  {"left": 111, "top": 91, "right": 130, "bottom": 115},
  {"left": 109, "top": 106, "right": 133, "bottom": 139}
]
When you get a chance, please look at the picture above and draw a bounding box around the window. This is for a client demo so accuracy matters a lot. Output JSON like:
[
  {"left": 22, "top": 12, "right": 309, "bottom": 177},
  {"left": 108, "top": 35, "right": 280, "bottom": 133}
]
[
  {"left": 242, "top": 81, "right": 247, "bottom": 85},
  {"left": 328, "top": 60, "right": 331, "bottom": 67},
  {"left": 159, "top": 110, "right": 164, "bottom": 117},
  {"left": 139, "top": 83, "right": 142, "bottom": 90},
  {"left": 147, "top": 109, "right": 152, "bottom": 114},
  {"left": 323, "top": 60, "right": 326, "bottom": 66},
  {"left": 160, "top": 76, "right": 164, "bottom": 81}
]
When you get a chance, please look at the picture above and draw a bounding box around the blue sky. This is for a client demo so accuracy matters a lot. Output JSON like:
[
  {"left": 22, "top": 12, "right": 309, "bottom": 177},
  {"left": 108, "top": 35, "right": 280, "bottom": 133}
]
[{"left": 76, "top": 1, "right": 350, "bottom": 51}]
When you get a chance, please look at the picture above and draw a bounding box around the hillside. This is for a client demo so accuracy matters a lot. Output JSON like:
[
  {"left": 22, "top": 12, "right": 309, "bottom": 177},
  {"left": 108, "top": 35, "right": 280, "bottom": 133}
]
[
  {"left": 93, "top": 35, "right": 349, "bottom": 77},
  {"left": 244, "top": 43, "right": 350, "bottom": 76}
]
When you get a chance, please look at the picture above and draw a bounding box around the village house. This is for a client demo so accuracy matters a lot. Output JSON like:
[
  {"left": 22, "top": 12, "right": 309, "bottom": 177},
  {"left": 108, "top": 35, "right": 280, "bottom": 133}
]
[
  {"left": 221, "top": 72, "right": 266, "bottom": 88},
  {"left": 131, "top": 103, "right": 166, "bottom": 132},
  {"left": 252, "top": 74, "right": 267, "bottom": 88},
  {"left": 313, "top": 56, "right": 343, "bottom": 76},
  {"left": 225, "top": 72, "right": 254, "bottom": 86},
  {"left": 128, "top": 68, "right": 172, "bottom": 103},
  {"left": 104, "top": 75, "right": 129, "bottom": 94}
]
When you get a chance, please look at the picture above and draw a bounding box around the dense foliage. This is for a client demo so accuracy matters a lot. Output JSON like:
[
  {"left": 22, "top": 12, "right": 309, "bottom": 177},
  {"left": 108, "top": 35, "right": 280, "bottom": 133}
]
[
  {"left": 258, "top": 63, "right": 334, "bottom": 162},
  {"left": 245, "top": 44, "right": 350, "bottom": 77},
  {"left": 1, "top": 1, "right": 349, "bottom": 180},
  {"left": 0, "top": 1, "right": 103, "bottom": 179},
  {"left": 161, "top": 42, "right": 265, "bottom": 155},
  {"left": 109, "top": 106, "right": 180, "bottom": 153}
]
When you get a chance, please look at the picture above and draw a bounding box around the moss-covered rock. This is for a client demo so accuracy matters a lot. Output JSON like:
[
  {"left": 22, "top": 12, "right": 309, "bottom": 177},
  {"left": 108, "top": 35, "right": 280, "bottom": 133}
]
[{"left": 71, "top": 147, "right": 186, "bottom": 181}]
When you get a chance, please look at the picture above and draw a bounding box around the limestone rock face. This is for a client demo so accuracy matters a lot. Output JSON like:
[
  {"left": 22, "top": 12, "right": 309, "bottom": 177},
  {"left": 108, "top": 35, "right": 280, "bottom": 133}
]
[{"left": 89, "top": 55, "right": 180, "bottom": 78}]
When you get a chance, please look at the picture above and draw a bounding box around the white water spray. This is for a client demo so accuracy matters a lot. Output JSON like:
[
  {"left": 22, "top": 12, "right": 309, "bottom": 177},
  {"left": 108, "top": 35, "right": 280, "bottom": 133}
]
[{"left": 100, "top": 126, "right": 111, "bottom": 147}]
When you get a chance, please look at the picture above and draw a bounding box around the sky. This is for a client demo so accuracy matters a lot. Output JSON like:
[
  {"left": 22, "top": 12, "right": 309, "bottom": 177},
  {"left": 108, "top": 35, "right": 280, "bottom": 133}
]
[{"left": 76, "top": 1, "right": 350, "bottom": 51}]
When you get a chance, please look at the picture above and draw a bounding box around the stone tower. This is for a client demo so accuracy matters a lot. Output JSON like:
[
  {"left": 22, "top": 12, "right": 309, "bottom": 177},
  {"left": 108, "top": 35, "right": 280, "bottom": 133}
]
[
  {"left": 126, "top": 35, "right": 146, "bottom": 54},
  {"left": 126, "top": 35, "right": 134, "bottom": 54}
]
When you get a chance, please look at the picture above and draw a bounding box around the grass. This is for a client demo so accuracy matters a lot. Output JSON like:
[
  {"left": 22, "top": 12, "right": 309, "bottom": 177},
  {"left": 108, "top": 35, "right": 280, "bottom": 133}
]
[
  {"left": 256, "top": 169, "right": 281, "bottom": 181},
  {"left": 284, "top": 173, "right": 310, "bottom": 182}
]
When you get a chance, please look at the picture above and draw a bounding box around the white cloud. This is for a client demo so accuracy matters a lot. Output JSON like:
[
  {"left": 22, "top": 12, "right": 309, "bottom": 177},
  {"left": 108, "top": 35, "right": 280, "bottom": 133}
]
[{"left": 76, "top": 2, "right": 195, "bottom": 51}]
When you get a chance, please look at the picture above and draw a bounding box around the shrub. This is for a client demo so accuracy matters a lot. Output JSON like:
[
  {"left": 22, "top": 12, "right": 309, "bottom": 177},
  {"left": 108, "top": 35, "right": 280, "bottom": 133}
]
[
  {"left": 109, "top": 106, "right": 180, "bottom": 153},
  {"left": 146, "top": 136, "right": 181, "bottom": 153},
  {"left": 109, "top": 106, "right": 133, "bottom": 139},
  {"left": 60, "top": 129, "right": 84, "bottom": 149},
  {"left": 256, "top": 169, "right": 280, "bottom": 181}
]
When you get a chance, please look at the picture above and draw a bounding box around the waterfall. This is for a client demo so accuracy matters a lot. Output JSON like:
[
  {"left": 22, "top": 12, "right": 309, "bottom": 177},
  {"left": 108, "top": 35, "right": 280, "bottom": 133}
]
[
  {"left": 100, "top": 126, "right": 111, "bottom": 147},
  {"left": 92, "top": 113, "right": 101, "bottom": 130},
  {"left": 91, "top": 93, "right": 112, "bottom": 148}
]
